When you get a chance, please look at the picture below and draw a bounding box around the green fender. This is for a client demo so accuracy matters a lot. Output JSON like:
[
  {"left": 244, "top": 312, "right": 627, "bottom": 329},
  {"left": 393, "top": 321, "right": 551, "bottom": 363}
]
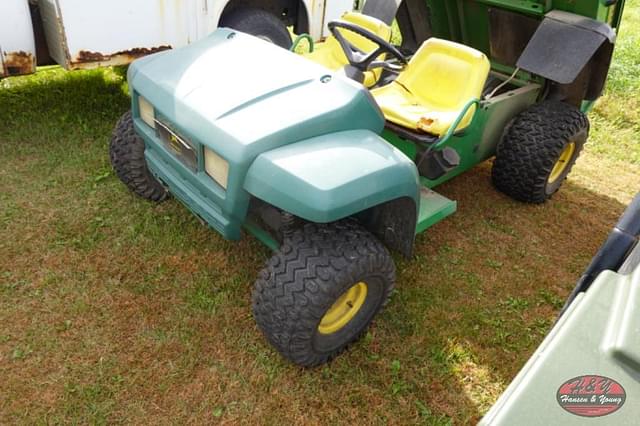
[{"left": 243, "top": 130, "right": 420, "bottom": 223}]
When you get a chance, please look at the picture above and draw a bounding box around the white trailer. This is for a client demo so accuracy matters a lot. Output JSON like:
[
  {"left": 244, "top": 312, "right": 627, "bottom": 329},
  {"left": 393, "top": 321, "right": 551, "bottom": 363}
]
[
  {"left": 0, "top": 0, "right": 37, "bottom": 77},
  {"left": 0, "top": 0, "right": 354, "bottom": 78}
]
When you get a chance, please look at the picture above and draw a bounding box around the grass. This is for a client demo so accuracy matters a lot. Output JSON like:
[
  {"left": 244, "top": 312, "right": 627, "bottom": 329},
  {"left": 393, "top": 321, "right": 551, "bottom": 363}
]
[
  {"left": 1, "top": 3, "right": 639, "bottom": 424},
  {"left": 589, "top": 2, "right": 640, "bottom": 166}
]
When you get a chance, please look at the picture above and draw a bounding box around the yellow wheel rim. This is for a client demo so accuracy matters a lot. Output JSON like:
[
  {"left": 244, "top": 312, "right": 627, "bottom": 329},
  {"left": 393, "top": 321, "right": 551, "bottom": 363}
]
[
  {"left": 318, "top": 282, "right": 368, "bottom": 335},
  {"left": 548, "top": 142, "right": 576, "bottom": 184}
]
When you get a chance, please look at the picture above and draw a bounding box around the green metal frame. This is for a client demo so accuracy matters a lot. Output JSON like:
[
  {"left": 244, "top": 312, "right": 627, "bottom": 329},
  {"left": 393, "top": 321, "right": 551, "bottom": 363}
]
[
  {"left": 290, "top": 33, "right": 314, "bottom": 53},
  {"left": 427, "top": 0, "right": 625, "bottom": 52},
  {"left": 382, "top": 82, "right": 541, "bottom": 189},
  {"left": 432, "top": 98, "right": 480, "bottom": 151}
]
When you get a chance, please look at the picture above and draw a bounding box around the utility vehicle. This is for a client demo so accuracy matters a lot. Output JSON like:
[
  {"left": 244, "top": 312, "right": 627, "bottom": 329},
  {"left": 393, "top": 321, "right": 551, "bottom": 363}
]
[{"left": 110, "top": 0, "right": 626, "bottom": 366}]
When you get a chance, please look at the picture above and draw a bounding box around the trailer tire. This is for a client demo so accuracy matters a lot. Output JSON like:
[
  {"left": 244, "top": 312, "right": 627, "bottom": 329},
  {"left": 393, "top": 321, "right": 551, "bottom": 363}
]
[
  {"left": 221, "top": 8, "right": 292, "bottom": 49},
  {"left": 110, "top": 111, "right": 169, "bottom": 203},
  {"left": 492, "top": 101, "right": 589, "bottom": 203},
  {"left": 252, "top": 220, "right": 395, "bottom": 367}
]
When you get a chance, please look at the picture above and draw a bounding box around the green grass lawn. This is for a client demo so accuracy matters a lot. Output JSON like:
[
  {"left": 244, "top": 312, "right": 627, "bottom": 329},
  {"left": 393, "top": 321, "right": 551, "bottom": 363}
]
[{"left": 1, "top": 3, "right": 639, "bottom": 425}]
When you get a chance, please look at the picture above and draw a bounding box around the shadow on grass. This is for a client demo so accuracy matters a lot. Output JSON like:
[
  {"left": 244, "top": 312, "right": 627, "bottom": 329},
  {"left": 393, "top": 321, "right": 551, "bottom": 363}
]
[{"left": 0, "top": 68, "right": 130, "bottom": 149}]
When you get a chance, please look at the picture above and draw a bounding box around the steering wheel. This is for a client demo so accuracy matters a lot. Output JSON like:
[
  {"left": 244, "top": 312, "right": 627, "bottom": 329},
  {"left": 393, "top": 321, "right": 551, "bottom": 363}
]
[{"left": 328, "top": 20, "right": 408, "bottom": 73}]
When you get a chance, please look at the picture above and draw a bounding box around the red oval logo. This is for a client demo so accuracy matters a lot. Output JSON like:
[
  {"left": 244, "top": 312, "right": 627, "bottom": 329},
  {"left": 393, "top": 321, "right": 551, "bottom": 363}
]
[{"left": 557, "top": 375, "right": 626, "bottom": 417}]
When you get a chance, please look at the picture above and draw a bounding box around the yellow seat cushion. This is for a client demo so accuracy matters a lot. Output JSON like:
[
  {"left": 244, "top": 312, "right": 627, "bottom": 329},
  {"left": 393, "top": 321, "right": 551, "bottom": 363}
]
[
  {"left": 371, "top": 38, "right": 490, "bottom": 136},
  {"left": 303, "top": 12, "right": 392, "bottom": 88}
]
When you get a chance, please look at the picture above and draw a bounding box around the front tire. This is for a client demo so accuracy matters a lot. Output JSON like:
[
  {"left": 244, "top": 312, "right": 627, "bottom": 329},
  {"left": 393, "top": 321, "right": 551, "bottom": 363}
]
[
  {"left": 492, "top": 101, "right": 589, "bottom": 203},
  {"left": 252, "top": 220, "right": 395, "bottom": 367},
  {"left": 110, "top": 111, "right": 169, "bottom": 202},
  {"left": 221, "top": 8, "right": 292, "bottom": 49}
]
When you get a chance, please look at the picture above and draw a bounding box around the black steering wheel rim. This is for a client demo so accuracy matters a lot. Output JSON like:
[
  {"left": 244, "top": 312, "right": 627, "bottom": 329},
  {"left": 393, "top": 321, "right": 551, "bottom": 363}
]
[{"left": 327, "top": 20, "right": 407, "bottom": 73}]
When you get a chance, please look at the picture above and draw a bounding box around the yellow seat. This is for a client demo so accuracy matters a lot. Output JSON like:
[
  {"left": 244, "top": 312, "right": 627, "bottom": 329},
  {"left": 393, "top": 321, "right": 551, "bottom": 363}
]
[
  {"left": 371, "top": 38, "right": 490, "bottom": 136},
  {"left": 303, "top": 12, "right": 391, "bottom": 88}
]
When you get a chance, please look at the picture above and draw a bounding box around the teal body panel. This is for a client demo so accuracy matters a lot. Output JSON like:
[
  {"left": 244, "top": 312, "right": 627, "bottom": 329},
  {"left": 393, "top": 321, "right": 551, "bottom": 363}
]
[
  {"left": 140, "top": 122, "right": 235, "bottom": 238},
  {"left": 129, "top": 29, "right": 389, "bottom": 239},
  {"left": 416, "top": 188, "right": 457, "bottom": 234},
  {"left": 244, "top": 130, "right": 420, "bottom": 223}
]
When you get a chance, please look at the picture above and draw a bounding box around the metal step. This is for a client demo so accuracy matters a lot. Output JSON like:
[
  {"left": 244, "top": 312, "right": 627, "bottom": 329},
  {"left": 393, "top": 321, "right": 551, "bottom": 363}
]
[{"left": 416, "top": 186, "right": 457, "bottom": 234}]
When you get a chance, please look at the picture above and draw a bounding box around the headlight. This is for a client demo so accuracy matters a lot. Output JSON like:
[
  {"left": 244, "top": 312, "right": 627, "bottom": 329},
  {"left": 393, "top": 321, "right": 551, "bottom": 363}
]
[
  {"left": 138, "top": 96, "right": 156, "bottom": 129},
  {"left": 204, "top": 148, "right": 230, "bottom": 189}
]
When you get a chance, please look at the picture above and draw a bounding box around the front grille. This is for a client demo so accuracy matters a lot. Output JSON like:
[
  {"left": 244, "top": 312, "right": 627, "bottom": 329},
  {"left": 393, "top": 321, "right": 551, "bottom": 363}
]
[{"left": 155, "top": 120, "right": 198, "bottom": 172}]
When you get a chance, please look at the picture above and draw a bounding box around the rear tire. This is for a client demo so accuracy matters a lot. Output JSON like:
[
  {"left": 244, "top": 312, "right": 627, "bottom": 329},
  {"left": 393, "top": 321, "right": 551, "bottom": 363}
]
[
  {"left": 221, "top": 8, "right": 292, "bottom": 49},
  {"left": 110, "top": 111, "right": 169, "bottom": 202},
  {"left": 492, "top": 101, "right": 589, "bottom": 203},
  {"left": 252, "top": 220, "right": 395, "bottom": 367}
]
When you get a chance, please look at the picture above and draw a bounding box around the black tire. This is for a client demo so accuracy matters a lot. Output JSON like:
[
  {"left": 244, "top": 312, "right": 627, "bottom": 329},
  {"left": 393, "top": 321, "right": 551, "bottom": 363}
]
[
  {"left": 221, "top": 8, "right": 292, "bottom": 49},
  {"left": 492, "top": 101, "right": 589, "bottom": 203},
  {"left": 109, "top": 111, "right": 169, "bottom": 202},
  {"left": 252, "top": 220, "right": 395, "bottom": 367}
]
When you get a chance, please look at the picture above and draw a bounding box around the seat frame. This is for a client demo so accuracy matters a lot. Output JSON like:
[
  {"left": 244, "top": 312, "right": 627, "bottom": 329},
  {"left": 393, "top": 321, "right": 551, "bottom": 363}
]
[{"left": 384, "top": 121, "right": 438, "bottom": 147}]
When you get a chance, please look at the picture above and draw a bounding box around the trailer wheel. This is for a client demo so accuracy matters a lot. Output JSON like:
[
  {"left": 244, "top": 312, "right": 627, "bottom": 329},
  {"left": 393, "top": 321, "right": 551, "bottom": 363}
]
[
  {"left": 110, "top": 111, "right": 169, "bottom": 202},
  {"left": 252, "top": 220, "right": 395, "bottom": 367},
  {"left": 221, "top": 8, "right": 292, "bottom": 49},
  {"left": 492, "top": 101, "right": 589, "bottom": 203}
]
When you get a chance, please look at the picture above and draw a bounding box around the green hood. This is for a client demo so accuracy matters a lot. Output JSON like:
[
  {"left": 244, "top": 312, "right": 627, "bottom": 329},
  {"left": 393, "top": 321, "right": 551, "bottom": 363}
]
[{"left": 128, "top": 28, "right": 385, "bottom": 161}]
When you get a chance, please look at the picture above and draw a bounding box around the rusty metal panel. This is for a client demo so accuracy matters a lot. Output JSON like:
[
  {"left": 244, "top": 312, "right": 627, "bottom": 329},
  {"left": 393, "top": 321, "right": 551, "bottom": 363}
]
[
  {"left": 1, "top": 51, "right": 37, "bottom": 76},
  {"left": 0, "top": 0, "right": 37, "bottom": 78},
  {"left": 39, "top": 0, "right": 202, "bottom": 70}
]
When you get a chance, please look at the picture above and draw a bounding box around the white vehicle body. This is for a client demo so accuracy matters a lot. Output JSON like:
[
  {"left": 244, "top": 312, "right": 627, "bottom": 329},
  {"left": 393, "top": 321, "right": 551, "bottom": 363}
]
[
  {"left": 0, "top": 0, "right": 37, "bottom": 77},
  {"left": 0, "top": 0, "right": 353, "bottom": 78}
]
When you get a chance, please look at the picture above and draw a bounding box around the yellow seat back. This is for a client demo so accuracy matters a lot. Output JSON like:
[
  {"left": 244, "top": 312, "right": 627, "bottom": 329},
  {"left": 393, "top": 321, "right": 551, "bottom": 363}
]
[
  {"left": 303, "top": 12, "right": 391, "bottom": 87},
  {"left": 372, "top": 38, "right": 490, "bottom": 135},
  {"left": 398, "top": 38, "right": 489, "bottom": 110}
]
